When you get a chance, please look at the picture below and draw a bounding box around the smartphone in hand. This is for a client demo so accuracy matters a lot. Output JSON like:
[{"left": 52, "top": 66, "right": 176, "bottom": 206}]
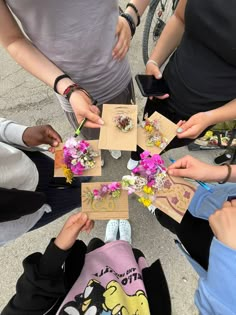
[{"left": 135, "top": 74, "right": 169, "bottom": 97}]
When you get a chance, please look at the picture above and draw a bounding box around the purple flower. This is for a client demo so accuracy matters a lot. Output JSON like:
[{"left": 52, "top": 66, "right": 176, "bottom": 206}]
[
  {"left": 64, "top": 137, "right": 77, "bottom": 149},
  {"left": 147, "top": 180, "right": 155, "bottom": 187},
  {"left": 171, "top": 197, "right": 179, "bottom": 205},
  {"left": 108, "top": 182, "right": 120, "bottom": 192},
  {"left": 71, "top": 162, "right": 85, "bottom": 175},
  {"left": 140, "top": 151, "right": 150, "bottom": 159}
]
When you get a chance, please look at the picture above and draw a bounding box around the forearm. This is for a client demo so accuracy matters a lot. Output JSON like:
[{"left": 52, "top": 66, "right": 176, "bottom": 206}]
[
  {"left": 0, "top": 118, "right": 27, "bottom": 146},
  {"left": 149, "top": 14, "right": 184, "bottom": 67},
  {"left": 204, "top": 99, "right": 236, "bottom": 125},
  {"left": 148, "top": 0, "right": 186, "bottom": 66},
  {"left": 7, "top": 37, "right": 74, "bottom": 95},
  {"left": 207, "top": 164, "right": 236, "bottom": 183},
  {"left": 195, "top": 238, "right": 236, "bottom": 315},
  {"left": 125, "top": 0, "right": 150, "bottom": 25}
]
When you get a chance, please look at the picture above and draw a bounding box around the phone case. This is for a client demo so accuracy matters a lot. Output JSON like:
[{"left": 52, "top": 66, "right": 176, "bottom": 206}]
[{"left": 135, "top": 74, "right": 168, "bottom": 97}]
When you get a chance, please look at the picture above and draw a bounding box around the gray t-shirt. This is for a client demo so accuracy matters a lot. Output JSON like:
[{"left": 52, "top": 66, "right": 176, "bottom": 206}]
[{"left": 6, "top": 0, "right": 131, "bottom": 105}]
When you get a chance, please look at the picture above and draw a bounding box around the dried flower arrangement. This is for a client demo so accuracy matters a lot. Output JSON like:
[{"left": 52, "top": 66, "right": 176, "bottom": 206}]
[
  {"left": 141, "top": 114, "right": 168, "bottom": 149},
  {"left": 114, "top": 114, "right": 134, "bottom": 132}
]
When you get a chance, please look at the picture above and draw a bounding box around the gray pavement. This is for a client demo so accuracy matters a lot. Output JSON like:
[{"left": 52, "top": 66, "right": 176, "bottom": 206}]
[{"left": 0, "top": 4, "right": 225, "bottom": 314}]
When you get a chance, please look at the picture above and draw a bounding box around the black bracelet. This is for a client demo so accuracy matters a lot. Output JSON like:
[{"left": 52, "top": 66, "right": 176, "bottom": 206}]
[
  {"left": 53, "top": 74, "right": 71, "bottom": 94},
  {"left": 126, "top": 3, "right": 141, "bottom": 26},
  {"left": 120, "top": 13, "right": 136, "bottom": 37},
  {"left": 218, "top": 163, "right": 232, "bottom": 184}
]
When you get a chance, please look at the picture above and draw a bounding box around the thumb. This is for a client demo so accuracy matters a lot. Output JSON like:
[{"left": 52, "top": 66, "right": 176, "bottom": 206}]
[
  {"left": 70, "top": 213, "right": 89, "bottom": 233},
  {"left": 45, "top": 126, "right": 62, "bottom": 147}
]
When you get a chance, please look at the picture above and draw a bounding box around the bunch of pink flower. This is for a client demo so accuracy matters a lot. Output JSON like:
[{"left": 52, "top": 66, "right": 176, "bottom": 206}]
[
  {"left": 63, "top": 137, "right": 98, "bottom": 176},
  {"left": 86, "top": 182, "right": 121, "bottom": 202},
  {"left": 132, "top": 151, "right": 166, "bottom": 187},
  {"left": 121, "top": 151, "right": 167, "bottom": 208}
]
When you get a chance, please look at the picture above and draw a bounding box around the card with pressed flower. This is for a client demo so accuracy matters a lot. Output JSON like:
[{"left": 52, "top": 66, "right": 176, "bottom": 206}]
[
  {"left": 135, "top": 175, "right": 196, "bottom": 223},
  {"left": 82, "top": 182, "right": 129, "bottom": 220},
  {"left": 54, "top": 140, "right": 102, "bottom": 179},
  {"left": 137, "top": 111, "right": 177, "bottom": 155},
  {"left": 98, "top": 104, "right": 138, "bottom": 151}
]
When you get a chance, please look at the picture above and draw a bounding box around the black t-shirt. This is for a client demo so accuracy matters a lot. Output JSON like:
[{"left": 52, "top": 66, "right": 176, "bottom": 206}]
[{"left": 164, "top": 0, "right": 236, "bottom": 117}]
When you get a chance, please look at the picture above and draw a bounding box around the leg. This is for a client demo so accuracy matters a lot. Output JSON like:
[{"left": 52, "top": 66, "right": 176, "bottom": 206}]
[
  {"left": 155, "top": 209, "right": 213, "bottom": 270},
  {"left": 23, "top": 151, "right": 90, "bottom": 230}
]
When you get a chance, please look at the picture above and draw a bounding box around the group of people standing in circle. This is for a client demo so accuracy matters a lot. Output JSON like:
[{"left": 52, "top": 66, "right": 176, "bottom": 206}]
[{"left": 0, "top": 0, "right": 236, "bottom": 314}]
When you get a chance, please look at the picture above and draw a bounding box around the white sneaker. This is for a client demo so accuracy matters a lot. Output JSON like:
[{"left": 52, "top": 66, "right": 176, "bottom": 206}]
[
  {"left": 109, "top": 150, "right": 122, "bottom": 159},
  {"left": 104, "top": 220, "right": 119, "bottom": 242},
  {"left": 147, "top": 204, "right": 156, "bottom": 214},
  {"left": 127, "top": 158, "right": 139, "bottom": 170},
  {"left": 119, "top": 220, "right": 132, "bottom": 244}
]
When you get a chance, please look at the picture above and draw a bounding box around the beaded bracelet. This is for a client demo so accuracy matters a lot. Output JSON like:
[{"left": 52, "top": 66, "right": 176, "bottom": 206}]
[
  {"left": 126, "top": 3, "right": 141, "bottom": 26},
  {"left": 63, "top": 84, "right": 97, "bottom": 104},
  {"left": 120, "top": 13, "right": 136, "bottom": 37},
  {"left": 53, "top": 74, "right": 71, "bottom": 94},
  {"left": 218, "top": 163, "right": 232, "bottom": 184}
]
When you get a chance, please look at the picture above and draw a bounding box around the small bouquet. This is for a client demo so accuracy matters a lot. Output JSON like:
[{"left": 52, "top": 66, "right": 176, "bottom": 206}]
[
  {"left": 84, "top": 182, "right": 121, "bottom": 203},
  {"left": 62, "top": 137, "right": 99, "bottom": 183},
  {"left": 122, "top": 151, "right": 166, "bottom": 207},
  {"left": 141, "top": 114, "right": 168, "bottom": 149},
  {"left": 114, "top": 114, "right": 133, "bottom": 132}
]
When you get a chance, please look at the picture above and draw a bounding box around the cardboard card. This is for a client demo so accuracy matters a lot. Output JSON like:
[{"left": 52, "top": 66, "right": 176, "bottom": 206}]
[
  {"left": 98, "top": 104, "right": 138, "bottom": 151},
  {"left": 54, "top": 140, "right": 102, "bottom": 177},
  {"left": 136, "top": 175, "right": 196, "bottom": 223},
  {"left": 82, "top": 182, "right": 129, "bottom": 220},
  {"left": 137, "top": 111, "right": 177, "bottom": 155}
]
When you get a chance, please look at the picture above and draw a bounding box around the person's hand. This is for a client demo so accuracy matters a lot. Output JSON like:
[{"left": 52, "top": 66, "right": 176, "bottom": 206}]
[
  {"left": 23, "top": 125, "right": 62, "bottom": 151},
  {"left": 167, "top": 155, "right": 218, "bottom": 181},
  {"left": 209, "top": 200, "right": 236, "bottom": 250},
  {"left": 54, "top": 213, "right": 94, "bottom": 251},
  {"left": 70, "top": 90, "right": 104, "bottom": 128},
  {"left": 112, "top": 16, "right": 131, "bottom": 60},
  {"left": 145, "top": 62, "right": 169, "bottom": 100},
  {"left": 176, "top": 112, "right": 211, "bottom": 139}
]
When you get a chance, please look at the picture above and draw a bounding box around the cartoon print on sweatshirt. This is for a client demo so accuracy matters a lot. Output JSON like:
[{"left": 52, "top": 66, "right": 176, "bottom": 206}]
[{"left": 60, "top": 279, "right": 149, "bottom": 315}]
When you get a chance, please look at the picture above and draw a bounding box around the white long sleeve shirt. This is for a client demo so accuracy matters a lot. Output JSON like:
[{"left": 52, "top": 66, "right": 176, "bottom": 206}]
[{"left": 0, "top": 118, "right": 50, "bottom": 245}]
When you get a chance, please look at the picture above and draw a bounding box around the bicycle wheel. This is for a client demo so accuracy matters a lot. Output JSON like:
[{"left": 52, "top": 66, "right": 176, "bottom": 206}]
[{"left": 142, "top": 0, "right": 176, "bottom": 65}]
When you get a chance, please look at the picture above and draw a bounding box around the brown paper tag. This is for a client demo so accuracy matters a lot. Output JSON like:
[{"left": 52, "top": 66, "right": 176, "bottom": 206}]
[
  {"left": 98, "top": 104, "right": 138, "bottom": 151},
  {"left": 54, "top": 140, "right": 102, "bottom": 177},
  {"left": 82, "top": 182, "right": 129, "bottom": 220},
  {"left": 137, "top": 111, "right": 177, "bottom": 155},
  {"left": 136, "top": 175, "right": 196, "bottom": 223}
]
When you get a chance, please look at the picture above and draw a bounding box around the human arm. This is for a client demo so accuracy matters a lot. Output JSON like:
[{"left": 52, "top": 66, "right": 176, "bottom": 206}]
[
  {"left": 167, "top": 155, "right": 236, "bottom": 182},
  {"left": 0, "top": 118, "right": 62, "bottom": 151},
  {"left": 113, "top": 0, "right": 150, "bottom": 60},
  {"left": 146, "top": 0, "right": 187, "bottom": 78},
  {"left": 176, "top": 99, "right": 236, "bottom": 139},
  {"left": 0, "top": 1, "right": 102, "bottom": 128},
  {"left": 195, "top": 201, "right": 236, "bottom": 315},
  {"left": 1, "top": 213, "right": 93, "bottom": 315}
]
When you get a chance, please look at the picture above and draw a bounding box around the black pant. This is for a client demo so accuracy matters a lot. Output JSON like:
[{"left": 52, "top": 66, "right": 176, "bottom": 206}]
[
  {"left": 23, "top": 151, "right": 91, "bottom": 230},
  {"left": 155, "top": 210, "right": 213, "bottom": 270}
]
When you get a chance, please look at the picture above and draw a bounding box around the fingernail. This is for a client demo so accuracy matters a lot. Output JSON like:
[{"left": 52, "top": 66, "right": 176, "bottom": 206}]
[
  {"left": 98, "top": 119, "right": 104, "bottom": 125},
  {"left": 177, "top": 128, "right": 183, "bottom": 133},
  {"left": 157, "top": 73, "right": 162, "bottom": 79}
]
